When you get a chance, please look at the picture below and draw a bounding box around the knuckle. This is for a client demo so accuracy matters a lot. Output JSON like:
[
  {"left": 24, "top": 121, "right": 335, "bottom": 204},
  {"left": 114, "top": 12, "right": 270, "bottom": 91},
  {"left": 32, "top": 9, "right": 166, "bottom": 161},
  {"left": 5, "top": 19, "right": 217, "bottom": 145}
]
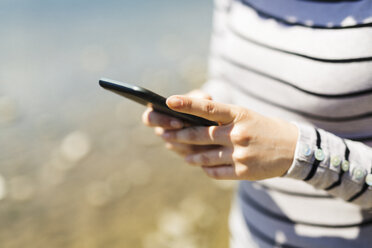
[
  {"left": 229, "top": 127, "right": 251, "bottom": 145},
  {"left": 167, "top": 143, "right": 188, "bottom": 156},
  {"left": 154, "top": 127, "right": 164, "bottom": 136},
  {"left": 229, "top": 129, "right": 240, "bottom": 143},
  {"left": 165, "top": 142, "right": 174, "bottom": 150},
  {"left": 162, "top": 131, "right": 176, "bottom": 140},
  {"left": 199, "top": 154, "right": 210, "bottom": 165},
  {"left": 205, "top": 94, "right": 212, "bottom": 100},
  {"left": 235, "top": 107, "right": 253, "bottom": 120},
  {"left": 183, "top": 98, "right": 192, "bottom": 110},
  {"left": 207, "top": 168, "right": 221, "bottom": 179},
  {"left": 234, "top": 165, "right": 247, "bottom": 178},
  {"left": 142, "top": 110, "right": 151, "bottom": 125},
  {"left": 232, "top": 149, "right": 248, "bottom": 163},
  {"left": 208, "top": 126, "right": 219, "bottom": 142},
  {"left": 203, "top": 102, "right": 216, "bottom": 116},
  {"left": 184, "top": 127, "right": 198, "bottom": 141}
]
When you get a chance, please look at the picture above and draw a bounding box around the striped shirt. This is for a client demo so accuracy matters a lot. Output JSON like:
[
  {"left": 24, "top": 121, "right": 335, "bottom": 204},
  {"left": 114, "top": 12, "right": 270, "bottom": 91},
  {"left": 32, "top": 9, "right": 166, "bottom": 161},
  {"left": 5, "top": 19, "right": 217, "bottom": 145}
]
[{"left": 202, "top": 0, "right": 372, "bottom": 247}]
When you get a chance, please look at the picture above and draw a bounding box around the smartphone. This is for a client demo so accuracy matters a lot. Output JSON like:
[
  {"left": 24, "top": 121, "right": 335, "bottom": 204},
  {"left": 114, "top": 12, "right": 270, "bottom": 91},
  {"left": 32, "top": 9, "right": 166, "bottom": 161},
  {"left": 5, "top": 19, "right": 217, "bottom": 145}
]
[{"left": 99, "top": 78, "right": 218, "bottom": 126}]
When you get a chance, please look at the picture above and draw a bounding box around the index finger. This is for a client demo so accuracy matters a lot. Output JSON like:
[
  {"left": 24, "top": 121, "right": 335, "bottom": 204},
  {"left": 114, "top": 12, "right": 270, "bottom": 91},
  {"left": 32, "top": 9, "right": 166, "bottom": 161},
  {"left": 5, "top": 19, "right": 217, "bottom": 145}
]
[
  {"left": 166, "top": 96, "right": 236, "bottom": 124},
  {"left": 142, "top": 108, "right": 184, "bottom": 130}
]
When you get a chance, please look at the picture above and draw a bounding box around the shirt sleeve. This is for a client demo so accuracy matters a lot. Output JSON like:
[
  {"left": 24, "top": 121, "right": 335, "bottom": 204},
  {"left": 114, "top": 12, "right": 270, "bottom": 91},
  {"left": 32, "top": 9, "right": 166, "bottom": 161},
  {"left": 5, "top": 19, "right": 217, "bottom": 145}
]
[{"left": 284, "top": 122, "right": 372, "bottom": 209}]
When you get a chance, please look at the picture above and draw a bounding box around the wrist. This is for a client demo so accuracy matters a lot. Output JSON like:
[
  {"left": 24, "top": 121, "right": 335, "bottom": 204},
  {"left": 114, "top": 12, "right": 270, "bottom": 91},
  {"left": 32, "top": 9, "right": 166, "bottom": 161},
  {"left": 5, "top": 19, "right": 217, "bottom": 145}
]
[
  {"left": 271, "top": 119, "right": 299, "bottom": 177},
  {"left": 281, "top": 121, "right": 300, "bottom": 176}
]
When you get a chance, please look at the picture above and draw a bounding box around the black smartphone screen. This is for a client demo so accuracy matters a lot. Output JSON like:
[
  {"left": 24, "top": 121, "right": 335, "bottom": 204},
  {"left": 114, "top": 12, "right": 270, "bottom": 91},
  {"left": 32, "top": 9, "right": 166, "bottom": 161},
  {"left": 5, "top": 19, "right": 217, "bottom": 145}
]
[{"left": 99, "top": 78, "right": 218, "bottom": 126}]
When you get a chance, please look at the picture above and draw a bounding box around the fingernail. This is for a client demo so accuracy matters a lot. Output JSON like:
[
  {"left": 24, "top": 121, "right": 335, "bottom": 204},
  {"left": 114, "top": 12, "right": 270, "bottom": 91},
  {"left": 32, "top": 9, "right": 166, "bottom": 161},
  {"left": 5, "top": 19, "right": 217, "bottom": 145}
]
[
  {"left": 168, "top": 97, "right": 183, "bottom": 108},
  {"left": 170, "top": 120, "right": 182, "bottom": 128}
]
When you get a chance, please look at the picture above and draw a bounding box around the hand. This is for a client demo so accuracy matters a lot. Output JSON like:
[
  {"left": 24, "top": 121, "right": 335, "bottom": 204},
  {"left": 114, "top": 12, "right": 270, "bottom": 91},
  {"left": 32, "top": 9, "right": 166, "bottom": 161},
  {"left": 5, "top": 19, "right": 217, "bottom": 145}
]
[
  {"left": 142, "top": 90, "right": 214, "bottom": 156},
  {"left": 159, "top": 95, "right": 299, "bottom": 181}
]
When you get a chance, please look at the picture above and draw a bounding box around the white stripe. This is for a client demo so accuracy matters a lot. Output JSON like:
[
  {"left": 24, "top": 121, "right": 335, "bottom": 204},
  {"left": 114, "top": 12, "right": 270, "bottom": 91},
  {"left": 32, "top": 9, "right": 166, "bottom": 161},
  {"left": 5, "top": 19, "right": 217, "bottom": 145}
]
[
  {"left": 214, "top": 0, "right": 232, "bottom": 11},
  {"left": 219, "top": 73, "right": 372, "bottom": 135},
  {"left": 218, "top": 27, "right": 372, "bottom": 95},
  {"left": 229, "top": 1, "right": 372, "bottom": 59},
  {"left": 212, "top": 9, "right": 229, "bottom": 35},
  {"left": 243, "top": 181, "right": 366, "bottom": 226},
  {"left": 212, "top": 57, "right": 372, "bottom": 117}
]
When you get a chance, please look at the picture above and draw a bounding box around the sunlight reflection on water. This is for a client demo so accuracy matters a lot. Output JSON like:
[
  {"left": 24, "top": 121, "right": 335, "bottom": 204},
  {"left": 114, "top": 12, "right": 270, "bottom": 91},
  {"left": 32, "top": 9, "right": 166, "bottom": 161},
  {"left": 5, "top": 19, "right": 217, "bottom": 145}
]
[{"left": 0, "top": 1, "right": 232, "bottom": 247}]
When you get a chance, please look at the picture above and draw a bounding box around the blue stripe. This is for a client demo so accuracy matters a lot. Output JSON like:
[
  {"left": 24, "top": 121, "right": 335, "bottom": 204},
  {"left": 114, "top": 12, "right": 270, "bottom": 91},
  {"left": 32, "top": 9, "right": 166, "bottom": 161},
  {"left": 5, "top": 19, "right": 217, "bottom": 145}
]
[{"left": 238, "top": 0, "right": 372, "bottom": 29}]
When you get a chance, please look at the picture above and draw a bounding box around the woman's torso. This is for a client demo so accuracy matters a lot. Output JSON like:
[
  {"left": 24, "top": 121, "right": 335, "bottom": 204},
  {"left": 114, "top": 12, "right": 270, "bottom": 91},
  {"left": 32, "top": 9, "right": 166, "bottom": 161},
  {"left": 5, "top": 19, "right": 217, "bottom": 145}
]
[{"left": 206, "top": 0, "right": 372, "bottom": 247}]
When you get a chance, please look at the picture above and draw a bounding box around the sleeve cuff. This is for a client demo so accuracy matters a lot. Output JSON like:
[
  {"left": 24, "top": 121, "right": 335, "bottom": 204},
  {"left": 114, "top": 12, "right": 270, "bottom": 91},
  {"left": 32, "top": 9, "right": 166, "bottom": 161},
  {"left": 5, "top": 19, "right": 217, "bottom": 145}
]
[{"left": 283, "top": 122, "right": 317, "bottom": 180}]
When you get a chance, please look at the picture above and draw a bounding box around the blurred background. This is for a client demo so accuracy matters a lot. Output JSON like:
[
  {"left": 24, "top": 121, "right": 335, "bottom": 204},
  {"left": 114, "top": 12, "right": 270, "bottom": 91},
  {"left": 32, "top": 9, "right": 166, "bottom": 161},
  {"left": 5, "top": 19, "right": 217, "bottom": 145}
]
[{"left": 0, "top": 0, "right": 235, "bottom": 247}]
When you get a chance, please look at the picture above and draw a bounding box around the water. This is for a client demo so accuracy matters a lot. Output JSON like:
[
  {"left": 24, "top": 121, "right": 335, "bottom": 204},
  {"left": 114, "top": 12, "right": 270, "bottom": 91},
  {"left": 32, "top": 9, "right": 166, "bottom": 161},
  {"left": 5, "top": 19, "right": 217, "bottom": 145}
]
[
  {"left": 0, "top": 1, "right": 234, "bottom": 247},
  {"left": 0, "top": 0, "right": 213, "bottom": 162}
]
